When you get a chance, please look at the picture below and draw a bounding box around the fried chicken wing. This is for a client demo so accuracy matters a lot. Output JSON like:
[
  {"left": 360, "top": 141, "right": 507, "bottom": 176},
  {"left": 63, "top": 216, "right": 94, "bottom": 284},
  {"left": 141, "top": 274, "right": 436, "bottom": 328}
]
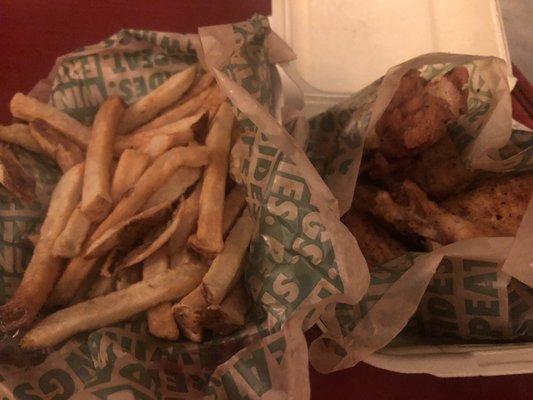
[
  {"left": 342, "top": 208, "right": 406, "bottom": 268},
  {"left": 376, "top": 67, "right": 468, "bottom": 158},
  {"left": 365, "top": 136, "right": 476, "bottom": 199},
  {"left": 441, "top": 172, "right": 533, "bottom": 236},
  {"left": 354, "top": 181, "right": 489, "bottom": 246},
  {"left": 408, "top": 136, "right": 477, "bottom": 199}
]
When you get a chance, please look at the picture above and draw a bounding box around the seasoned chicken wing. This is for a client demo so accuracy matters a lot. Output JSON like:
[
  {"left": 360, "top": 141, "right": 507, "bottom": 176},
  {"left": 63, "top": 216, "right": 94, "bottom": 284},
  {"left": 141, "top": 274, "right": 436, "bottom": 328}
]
[
  {"left": 365, "top": 136, "right": 476, "bottom": 199},
  {"left": 441, "top": 172, "right": 533, "bottom": 236},
  {"left": 407, "top": 136, "right": 477, "bottom": 199},
  {"left": 354, "top": 181, "right": 489, "bottom": 246},
  {"left": 342, "top": 208, "right": 406, "bottom": 268},
  {"left": 375, "top": 67, "right": 468, "bottom": 158}
]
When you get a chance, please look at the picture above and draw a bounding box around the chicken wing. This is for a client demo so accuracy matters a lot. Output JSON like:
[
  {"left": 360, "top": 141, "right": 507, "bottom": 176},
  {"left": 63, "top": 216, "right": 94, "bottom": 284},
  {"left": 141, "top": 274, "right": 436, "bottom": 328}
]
[
  {"left": 342, "top": 208, "right": 406, "bottom": 268},
  {"left": 441, "top": 172, "right": 533, "bottom": 236},
  {"left": 364, "top": 136, "right": 476, "bottom": 199},
  {"left": 354, "top": 181, "right": 488, "bottom": 246},
  {"left": 375, "top": 67, "right": 468, "bottom": 158}
]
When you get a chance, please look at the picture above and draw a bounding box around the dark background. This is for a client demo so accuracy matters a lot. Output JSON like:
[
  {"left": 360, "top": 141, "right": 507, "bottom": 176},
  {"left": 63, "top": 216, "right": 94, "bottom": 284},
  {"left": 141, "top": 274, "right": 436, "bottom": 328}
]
[{"left": 0, "top": 1, "right": 531, "bottom": 399}]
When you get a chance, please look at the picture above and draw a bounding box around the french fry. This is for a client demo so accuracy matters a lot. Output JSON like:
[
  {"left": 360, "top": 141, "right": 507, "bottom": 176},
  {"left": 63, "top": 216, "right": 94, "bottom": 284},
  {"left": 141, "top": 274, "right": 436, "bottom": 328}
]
[
  {"left": 87, "top": 275, "right": 115, "bottom": 299},
  {"left": 114, "top": 112, "right": 203, "bottom": 154},
  {"left": 119, "top": 187, "right": 201, "bottom": 269},
  {"left": 137, "top": 131, "right": 190, "bottom": 159},
  {"left": 181, "top": 72, "right": 215, "bottom": 103},
  {"left": 188, "top": 102, "right": 234, "bottom": 256},
  {"left": 0, "top": 163, "right": 84, "bottom": 331},
  {"left": 222, "top": 185, "right": 247, "bottom": 236},
  {"left": 87, "top": 145, "right": 209, "bottom": 245},
  {"left": 10, "top": 93, "right": 91, "bottom": 147},
  {"left": 85, "top": 201, "right": 172, "bottom": 259},
  {"left": 118, "top": 66, "right": 197, "bottom": 134},
  {"left": 0, "top": 144, "right": 37, "bottom": 202},
  {"left": 138, "top": 112, "right": 207, "bottom": 159},
  {"left": 169, "top": 248, "right": 199, "bottom": 269},
  {"left": 143, "top": 249, "right": 179, "bottom": 340},
  {"left": 81, "top": 96, "right": 125, "bottom": 221},
  {"left": 172, "top": 258, "right": 209, "bottom": 342},
  {"left": 25, "top": 233, "right": 40, "bottom": 247},
  {"left": 46, "top": 256, "right": 101, "bottom": 307},
  {"left": 165, "top": 184, "right": 244, "bottom": 258},
  {"left": 100, "top": 248, "right": 120, "bottom": 277},
  {"left": 143, "top": 167, "right": 201, "bottom": 209},
  {"left": 0, "top": 123, "right": 44, "bottom": 154},
  {"left": 29, "top": 119, "right": 84, "bottom": 172},
  {"left": 115, "top": 265, "right": 142, "bottom": 290},
  {"left": 201, "top": 211, "right": 254, "bottom": 305},
  {"left": 202, "top": 283, "right": 248, "bottom": 335},
  {"left": 201, "top": 85, "right": 226, "bottom": 120},
  {"left": 134, "top": 85, "right": 212, "bottom": 133},
  {"left": 52, "top": 205, "right": 92, "bottom": 257},
  {"left": 165, "top": 184, "right": 202, "bottom": 256},
  {"left": 172, "top": 286, "right": 207, "bottom": 342},
  {"left": 110, "top": 149, "right": 150, "bottom": 203},
  {"left": 21, "top": 262, "right": 205, "bottom": 350}
]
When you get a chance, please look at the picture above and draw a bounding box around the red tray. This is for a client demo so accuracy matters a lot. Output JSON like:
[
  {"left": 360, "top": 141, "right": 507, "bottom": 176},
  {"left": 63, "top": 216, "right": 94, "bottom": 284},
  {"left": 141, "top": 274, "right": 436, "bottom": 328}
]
[{"left": 0, "top": 1, "right": 531, "bottom": 399}]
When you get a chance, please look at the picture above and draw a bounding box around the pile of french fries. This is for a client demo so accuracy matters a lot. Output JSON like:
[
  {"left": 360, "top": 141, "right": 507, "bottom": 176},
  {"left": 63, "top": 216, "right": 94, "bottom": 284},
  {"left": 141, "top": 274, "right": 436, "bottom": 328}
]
[{"left": 0, "top": 65, "right": 254, "bottom": 349}]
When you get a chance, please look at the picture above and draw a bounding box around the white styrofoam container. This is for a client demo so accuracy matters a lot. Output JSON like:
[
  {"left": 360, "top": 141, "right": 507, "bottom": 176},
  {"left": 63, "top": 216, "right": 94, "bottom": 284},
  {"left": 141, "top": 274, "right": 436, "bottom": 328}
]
[
  {"left": 271, "top": 0, "right": 516, "bottom": 117},
  {"left": 270, "top": 0, "right": 533, "bottom": 376}
]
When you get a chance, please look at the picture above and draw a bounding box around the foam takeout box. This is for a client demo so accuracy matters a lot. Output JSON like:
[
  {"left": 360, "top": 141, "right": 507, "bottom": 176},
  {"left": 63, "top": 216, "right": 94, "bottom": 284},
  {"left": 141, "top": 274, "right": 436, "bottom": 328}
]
[{"left": 270, "top": 0, "right": 533, "bottom": 377}]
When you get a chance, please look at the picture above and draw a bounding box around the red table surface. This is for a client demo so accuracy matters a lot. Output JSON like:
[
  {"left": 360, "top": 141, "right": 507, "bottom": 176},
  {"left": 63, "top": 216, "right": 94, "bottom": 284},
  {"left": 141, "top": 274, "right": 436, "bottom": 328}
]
[{"left": 0, "top": 1, "right": 531, "bottom": 399}]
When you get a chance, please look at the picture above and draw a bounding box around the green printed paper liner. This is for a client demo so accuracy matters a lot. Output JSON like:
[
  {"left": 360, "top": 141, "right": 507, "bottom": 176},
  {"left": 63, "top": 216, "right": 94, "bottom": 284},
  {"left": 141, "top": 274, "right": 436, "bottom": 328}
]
[
  {"left": 305, "top": 53, "right": 533, "bottom": 373},
  {"left": 0, "top": 15, "right": 370, "bottom": 399}
]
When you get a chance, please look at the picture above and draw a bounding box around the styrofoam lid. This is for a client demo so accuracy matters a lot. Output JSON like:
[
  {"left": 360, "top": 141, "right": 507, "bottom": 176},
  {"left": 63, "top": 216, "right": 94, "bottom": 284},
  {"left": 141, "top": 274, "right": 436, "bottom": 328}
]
[{"left": 271, "top": 0, "right": 514, "bottom": 116}]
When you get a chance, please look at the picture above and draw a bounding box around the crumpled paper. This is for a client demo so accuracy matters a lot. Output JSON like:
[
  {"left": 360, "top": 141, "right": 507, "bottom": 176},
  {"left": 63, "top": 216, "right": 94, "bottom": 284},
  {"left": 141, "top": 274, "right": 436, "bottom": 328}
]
[
  {"left": 0, "top": 15, "right": 370, "bottom": 399},
  {"left": 303, "top": 53, "right": 533, "bottom": 374}
]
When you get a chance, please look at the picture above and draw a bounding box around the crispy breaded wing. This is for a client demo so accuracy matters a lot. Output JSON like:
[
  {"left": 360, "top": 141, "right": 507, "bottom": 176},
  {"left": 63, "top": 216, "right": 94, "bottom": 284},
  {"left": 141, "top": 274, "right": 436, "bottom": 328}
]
[
  {"left": 354, "top": 181, "right": 488, "bottom": 245},
  {"left": 441, "top": 172, "right": 533, "bottom": 236},
  {"left": 408, "top": 136, "right": 477, "bottom": 199},
  {"left": 376, "top": 67, "right": 468, "bottom": 157},
  {"left": 342, "top": 208, "right": 406, "bottom": 268},
  {"left": 365, "top": 137, "right": 476, "bottom": 199}
]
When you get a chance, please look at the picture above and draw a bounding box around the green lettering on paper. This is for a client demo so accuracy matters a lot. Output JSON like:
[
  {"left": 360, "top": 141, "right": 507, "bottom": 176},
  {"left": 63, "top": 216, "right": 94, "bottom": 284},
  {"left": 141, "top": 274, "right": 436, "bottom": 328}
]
[
  {"left": 66, "top": 349, "right": 97, "bottom": 385},
  {"left": 427, "top": 277, "right": 453, "bottom": 294},
  {"left": 80, "top": 340, "right": 116, "bottom": 388},
  {"left": 154, "top": 53, "right": 170, "bottom": 67},
  {"left": 124, "top": 52, "right": 141, "bottom": 71},
  {"left": 134, "top": 338, "right": 147, "bottom": 361},
  {"left": 254, "top": 157, "right": 272, "bottom": 181},
  {"left": 166, "top": 372, "right": 188, "bottom": 393},
  {"left": 428, "top": 318, "right": 459, "bottom": 333},
  {"left": 267, "top": 337, "right": 286, "bottom": 364},
  {"left": 220, "top": 372, "right": 250, "bottom": 400},
  {"left": 12, "top": 383, "right": 41, "bottom": 400},
  {"left": 133, "top": 76, "right": 148, "bottom": 98},
  {"left": 119, "top": 363, "right": 155, "bottom": 390},
  {"left": 119, "top": 78, "right": 134, "bottom": 102},
  {"left": 464, "top": 273, "right": 498, "bottom": 298},
  {"left": 469, "top": 318, "right": 502, "bottom": 338},
  {"left": 465, "top": 299, "right": 500, "bottom": 316},
  {"left": 148, "top": 71, "right": 167, "bottom": 90},
  {"left": 234, "top": 348, "right": 272, "bottom": 396},
  {"left": 141, "top": 50, "right": 154, "bottom": 69},
  {"left": 91, "top": 385, "right": 153, "bottom": 400},
  {"left": 427, "top": 297, "right": 457, "bottom": 319},
  {"left": 112, "top": 53, "right": 126, "bottom": 73},
  {"left": 38, "top": 369, "right": 75, "bottom": 400},
  {"left": 463, "top": 259, "right": 497, "bottom": 272}
]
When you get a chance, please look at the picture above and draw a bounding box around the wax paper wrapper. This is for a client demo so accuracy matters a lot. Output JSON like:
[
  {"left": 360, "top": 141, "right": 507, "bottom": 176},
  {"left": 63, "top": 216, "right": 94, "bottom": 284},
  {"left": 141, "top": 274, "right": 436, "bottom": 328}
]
[
  {"left": 302, "top": 53, "right": 533, "bottom": 373},
  {"left": 0, "top": 15, "right": 372, "bottom": 399}
]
